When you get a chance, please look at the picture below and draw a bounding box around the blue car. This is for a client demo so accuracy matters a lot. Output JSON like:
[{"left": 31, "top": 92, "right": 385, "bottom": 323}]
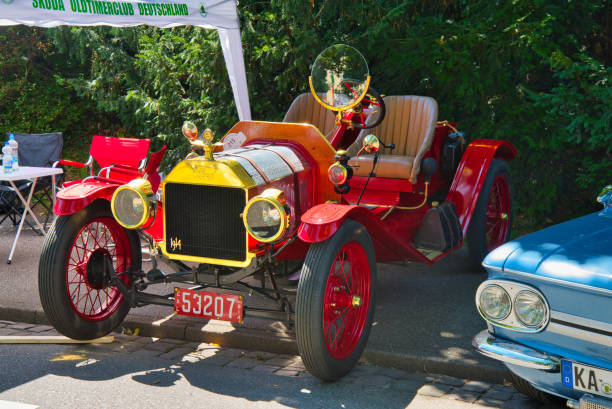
[{"left": 473, "top": 186, "right": 612, "bottom": 408}]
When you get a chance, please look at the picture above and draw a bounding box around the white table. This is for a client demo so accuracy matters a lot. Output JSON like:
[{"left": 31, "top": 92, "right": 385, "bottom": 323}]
[{"left": 0, "top": 166, "right": 63, "bottom": 264}]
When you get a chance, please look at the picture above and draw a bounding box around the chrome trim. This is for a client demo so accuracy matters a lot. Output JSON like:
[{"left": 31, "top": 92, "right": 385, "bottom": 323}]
[
  {"left": 580, "top": 394, "right": 612, "bottom": 409},
  {"left": 551, "top": 311, "right": 612, "bottom": 335},
  {"left": 476, "top": 280, "right": 550, "bottom": 333},
  {"left": 472, "top": 330, "right": 560, "bottom": 372},
  {"left": 548, "top": 323, "right": 612, "bottom": 348},
  {"left": 566, "top": 399, "right": 580, "bottom": 409},
  {"left": 482, "top": 262, "right": 502, "bottom": 272},
  {"left": 502, "top": 268, "right": 612, "bottom": 297},
  {"left": 84, "top": 155, "right": 94, "bottom": 176}
]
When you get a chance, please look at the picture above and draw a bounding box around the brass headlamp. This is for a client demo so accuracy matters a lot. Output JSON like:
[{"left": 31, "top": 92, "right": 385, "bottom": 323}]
[
  {"left": 243, "top": 188, "right": 290, "bottom": 243},
  {"left": 111, "top": 178, "right": 155, "bottom": 229}
]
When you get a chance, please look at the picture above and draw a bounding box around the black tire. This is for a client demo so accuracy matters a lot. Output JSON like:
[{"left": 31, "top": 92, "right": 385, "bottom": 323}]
[
  {"left": 38, "top": 200, "right": 141, "bottom": 340},
  {"left": 510, "top": 372, "right": 563, "bottom": 405},
  {"left": 296, "top": 220, "right": 377, "bottom": 381},
  {"left": 466, "top": 159, "right": 513, "bottom": 268}
]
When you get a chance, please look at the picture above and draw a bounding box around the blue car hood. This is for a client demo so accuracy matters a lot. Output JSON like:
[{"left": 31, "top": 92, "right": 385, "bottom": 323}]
[{"left": 484, "top": 210, "right": 612, "bottom": 291}]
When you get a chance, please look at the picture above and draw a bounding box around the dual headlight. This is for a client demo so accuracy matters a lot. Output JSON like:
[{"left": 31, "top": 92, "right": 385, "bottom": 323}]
[
  {"left": 111, "top": 178, "right": 155, "bottom": 229},
  {"left": 243, "top": 188, "right": 289, "bottom": 243},
  {"left": 476, "top": 280, "right": 549, "bottom": 332}
]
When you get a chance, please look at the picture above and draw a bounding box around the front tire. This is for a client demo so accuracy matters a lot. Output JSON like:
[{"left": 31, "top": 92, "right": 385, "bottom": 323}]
[
  {"left": 296, "top": 220, "right": 377, "bottom": 381},
  {"left": 466, "top": 159, "right": 513, "bottom": 268},
  {"left": 38, "top": 200, "right": 141, "bottom": 340},
  {"left": 510, "top": 373, "right": 562, "bottom": 405}
]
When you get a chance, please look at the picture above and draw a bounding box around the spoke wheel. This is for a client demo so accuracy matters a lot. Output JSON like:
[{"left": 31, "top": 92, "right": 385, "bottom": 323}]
[
  {"left": 296, "top": 220, "right": 376, "bottom": 381},
  {"left": 467, "top": 159, "right": 513, "bottom": 269},
  {"left": 66, "top": 217, "right": 130, "bottom": 322},
  {"left": 323, "top": 242, "right": 371, "bottom": 360},
  {"left": 484, "top": 175, "right": 511, "bottom": 251},
  {"left": 39, "top": 201, "right": 141, "bottom": 340}
]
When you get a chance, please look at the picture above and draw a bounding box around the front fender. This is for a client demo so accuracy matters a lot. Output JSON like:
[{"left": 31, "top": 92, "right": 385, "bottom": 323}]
[
  {"left": 298, "top": 204, "right": 356, "bottom": 243},
  {"left": 54, "top": 179, "right": 120, "bottom": 216},
  {"left": 446, "top": 139, "right": 516, "bottom": 235},
  {"left": 298, "top": 203, "right": 431, "bottom": 263}
]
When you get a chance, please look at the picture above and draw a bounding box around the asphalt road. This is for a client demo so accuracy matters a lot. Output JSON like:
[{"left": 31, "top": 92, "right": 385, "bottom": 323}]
[
  {"left": 0, "top": 329, "right": 560, "bottom": 409},
  {"left": 0, "top": 224, "right": 506, "bottom": 381},
  {"left": 0, "top": 343, "right": 470, "bottom": 409}
]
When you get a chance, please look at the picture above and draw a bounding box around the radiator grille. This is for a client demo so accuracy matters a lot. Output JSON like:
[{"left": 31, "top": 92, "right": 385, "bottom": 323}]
[{"left": 164, "top": 183, "right": 246, "bottom": 261}]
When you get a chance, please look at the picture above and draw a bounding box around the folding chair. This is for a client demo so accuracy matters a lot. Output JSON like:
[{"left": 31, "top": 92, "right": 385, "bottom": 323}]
[{"left": 0, "top": 132, "right": 63, "bottom": 230}]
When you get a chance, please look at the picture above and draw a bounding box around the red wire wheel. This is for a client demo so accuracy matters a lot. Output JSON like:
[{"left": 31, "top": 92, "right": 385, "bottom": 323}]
[
  {"left": 322, "top": 242, "right": 371, "bottom": 359},
  {"left": 297, "top": 220, "right": 377, "bottom": 381},
  {"left": 66, "top": 217, "right": 131, "bottom": 321},
  {"left": 39, "top": 201, "right": 141, "bottom": 340},
  {"left": 467, "top": 159, "right": 513, "bottom": 268},
  {"left": 485, "top": 174, "right": 511, "bottom": 251}
]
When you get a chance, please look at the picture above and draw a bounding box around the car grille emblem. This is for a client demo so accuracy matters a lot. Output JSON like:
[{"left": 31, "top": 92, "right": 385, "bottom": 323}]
[{"left": 170, "top": 237, "right": 182, "bottom": 251}]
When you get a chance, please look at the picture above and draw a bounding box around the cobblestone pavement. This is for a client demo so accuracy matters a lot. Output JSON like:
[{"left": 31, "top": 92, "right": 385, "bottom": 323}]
[{"left": 0, "top": 320, "right": 562, "bottom": 409}]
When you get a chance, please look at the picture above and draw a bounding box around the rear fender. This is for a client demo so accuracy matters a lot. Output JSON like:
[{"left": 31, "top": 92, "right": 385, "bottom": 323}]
[
  {"left": 298, "top": 203, "right": 431, "bottom": 263},
  {"left": 54, "top": 179, "right": 120, "bottom": 216},
  {"left": 446, "top": 139, "right": 516, "bottom": 236}
]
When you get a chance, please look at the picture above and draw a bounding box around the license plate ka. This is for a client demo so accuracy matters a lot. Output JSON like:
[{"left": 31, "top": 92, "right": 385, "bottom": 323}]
[
  {"left": 562, "top": 360, "right": 612, "bottom": 399},
  {"left": 174, "top": 288, "right": 243, "bottom": 323}
]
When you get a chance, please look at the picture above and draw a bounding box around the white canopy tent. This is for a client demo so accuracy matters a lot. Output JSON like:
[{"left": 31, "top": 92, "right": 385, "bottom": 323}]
[{"left": 0, "top": 0, "right": 251, "bottom": 120}]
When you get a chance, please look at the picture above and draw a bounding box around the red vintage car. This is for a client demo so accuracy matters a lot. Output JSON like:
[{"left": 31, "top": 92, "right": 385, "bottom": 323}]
[{"left": 39, "top": 44, "right": 515, "bottom": 381}]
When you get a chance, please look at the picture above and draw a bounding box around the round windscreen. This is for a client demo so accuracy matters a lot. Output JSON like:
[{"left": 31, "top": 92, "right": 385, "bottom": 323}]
[
  {"left": 113, "top": 188, "right": 147, "bottom": 228},
  {"left": 310, "top": 44, "right": 369, "bottom": 110}
]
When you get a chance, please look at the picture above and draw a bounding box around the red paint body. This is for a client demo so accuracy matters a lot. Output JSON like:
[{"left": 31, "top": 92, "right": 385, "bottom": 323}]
[
  {"left": 297, "top": 134, "right": 516, "bottom": 264},
  {"left": 446, "top": 139, "right": 516, "bottom": 235},
  {"left": 56, "top": 121, "right": 515, "bottom": 267},
  {"left": 54, "top": 141, "right": 167, "bottom": 242}
]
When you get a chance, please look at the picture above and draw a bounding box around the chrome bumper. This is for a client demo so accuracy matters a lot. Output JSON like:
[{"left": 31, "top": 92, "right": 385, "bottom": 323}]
[
  {"left": 567, "top": 394, "right": 612, "bottom": 409},
  {"left": 472, "top": 330, "right": 560, "bottom": 372}
]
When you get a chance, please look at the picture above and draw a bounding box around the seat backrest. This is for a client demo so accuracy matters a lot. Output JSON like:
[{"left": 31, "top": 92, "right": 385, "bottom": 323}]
[
  {"left": 346, "top": 96, "right": 438, "bottom": 182},
  {"left": 9, "top": 132, "right": 63, "bottom": 167},
  {"left": 371, "top": 96, "right": 438, "bottom": 157},
  {"left": 283, "top": 93, "right": 337, "bottom": 138},
  {"left": 90, "top": 135, "right": 151, "bottom": 169}
]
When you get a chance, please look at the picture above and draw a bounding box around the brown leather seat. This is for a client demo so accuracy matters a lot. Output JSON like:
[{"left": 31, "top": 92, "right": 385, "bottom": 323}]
[
  {"left": 283, "top": 93, "right": 337, "bottom": 139},
  {"left": 349, "top": 95, "right": 438, "bottom": 184}
]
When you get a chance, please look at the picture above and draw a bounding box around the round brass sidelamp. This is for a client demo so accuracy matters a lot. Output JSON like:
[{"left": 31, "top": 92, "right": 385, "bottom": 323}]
[
  {"left": 328, "top": 162, "right": 348, "bottom": 185},
  {"left": 362, "top": 134, "right": 380, "bottom": 153},
  {"left": 243, "top": 188, "right": 289, "bottom": 243},
  {"left": 182, "top": 121, "right": 198, "bottom": 141},
  {"left": 111, "top": 178, "right": 154, "bottom": 229}
]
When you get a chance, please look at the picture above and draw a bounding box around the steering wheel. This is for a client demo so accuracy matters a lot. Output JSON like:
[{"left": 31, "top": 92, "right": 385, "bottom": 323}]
[{"left": 348, "top": 85, "right": 386, "bottom": 130}]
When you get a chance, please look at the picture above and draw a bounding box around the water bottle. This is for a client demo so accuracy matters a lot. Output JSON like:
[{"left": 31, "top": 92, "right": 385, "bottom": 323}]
[
  {"left": 2, "top": 142, "right": 12, "bottom": 173},
  {"left": 8, "top": 133, "right": 18, "bottom": 170}
]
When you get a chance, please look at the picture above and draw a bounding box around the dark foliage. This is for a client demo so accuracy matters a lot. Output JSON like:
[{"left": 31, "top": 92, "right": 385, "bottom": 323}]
[{"left": 1, "top": 0, "right": 610, "bottom": 232}]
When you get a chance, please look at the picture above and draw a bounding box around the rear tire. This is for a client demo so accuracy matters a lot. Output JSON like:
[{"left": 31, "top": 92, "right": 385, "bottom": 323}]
[
  {"left": 38, "top": 200, "right": 141, "bottom": 340},
  {"left": 296, "top": 220, "right": 377, "bottom": 381},
  {"left": 466, "top": 159, "right": 513, "bottom": 268}
]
